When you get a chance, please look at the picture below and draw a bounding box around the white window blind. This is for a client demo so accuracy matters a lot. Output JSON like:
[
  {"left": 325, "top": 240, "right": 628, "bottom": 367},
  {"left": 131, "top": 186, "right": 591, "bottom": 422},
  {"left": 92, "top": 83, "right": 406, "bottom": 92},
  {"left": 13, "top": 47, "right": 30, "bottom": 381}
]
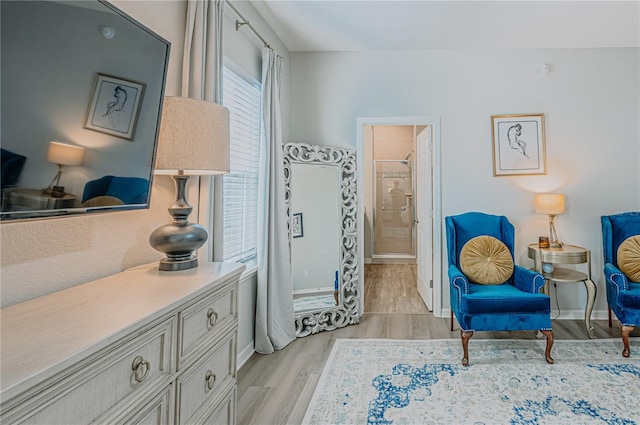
[{"left": 221, "top": 66, "right": 261, "bottom": 263}]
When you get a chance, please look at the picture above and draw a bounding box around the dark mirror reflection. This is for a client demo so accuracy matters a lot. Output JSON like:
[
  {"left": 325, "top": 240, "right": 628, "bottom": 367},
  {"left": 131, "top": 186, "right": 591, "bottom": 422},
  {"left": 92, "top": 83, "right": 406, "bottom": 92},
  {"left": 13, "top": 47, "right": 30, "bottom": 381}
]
[{"left": 1, "top": 0, "right": 170, "bottom": 221}]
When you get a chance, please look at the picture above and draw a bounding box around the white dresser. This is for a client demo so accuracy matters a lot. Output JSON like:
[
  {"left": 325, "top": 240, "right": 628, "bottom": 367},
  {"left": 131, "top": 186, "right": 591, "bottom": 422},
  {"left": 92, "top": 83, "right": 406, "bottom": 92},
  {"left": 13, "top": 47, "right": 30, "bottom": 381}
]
[{"left": 0, "top": 262, "right": 245, "bottom": 424}]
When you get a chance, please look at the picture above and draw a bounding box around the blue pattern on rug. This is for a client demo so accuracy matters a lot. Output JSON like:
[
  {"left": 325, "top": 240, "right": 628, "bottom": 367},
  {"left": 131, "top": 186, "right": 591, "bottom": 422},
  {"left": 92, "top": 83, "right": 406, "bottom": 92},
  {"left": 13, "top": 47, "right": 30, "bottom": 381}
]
[
  {"left": 302, "top": 339, "right": 640, "bottom": 425},
  {"left": 512, "top": 396, "right": 636, "bottom": 425},
  {"left": 368, "top": 364, "right": 458, "bottom": 425},
  {"left": 367, "top": 363, "right": 640, "bottom": 425},
  {"left": 587, "top": 363, "right": 640, "bottom": 378}
]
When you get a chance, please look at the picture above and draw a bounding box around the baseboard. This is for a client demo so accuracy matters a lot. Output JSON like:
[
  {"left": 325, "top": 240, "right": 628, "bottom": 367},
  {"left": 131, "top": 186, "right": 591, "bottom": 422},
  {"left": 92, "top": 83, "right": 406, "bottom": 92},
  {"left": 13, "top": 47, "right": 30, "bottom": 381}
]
[
  {"left": 237, "top": 341, "right": 255, "bottom": 370},
  {"left": 440, "top": 308, "right": 451, "bottom": 319},
  {"left": 440, "top": 308, "right": 610, "bottom": 322},
  {"left": 551, "top": 309, "right": 609, "bottom": 321}
]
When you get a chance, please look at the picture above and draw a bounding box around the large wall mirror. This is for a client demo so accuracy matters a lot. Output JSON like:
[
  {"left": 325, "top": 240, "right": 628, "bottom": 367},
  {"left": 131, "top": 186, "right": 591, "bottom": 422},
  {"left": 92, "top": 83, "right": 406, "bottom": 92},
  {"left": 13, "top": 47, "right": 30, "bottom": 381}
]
[
  {"left": 0, "top": 0, "right": 170, "bottom": 221},
  {"left": 284, "top": 143, "right": 360, "bottom": 337}
]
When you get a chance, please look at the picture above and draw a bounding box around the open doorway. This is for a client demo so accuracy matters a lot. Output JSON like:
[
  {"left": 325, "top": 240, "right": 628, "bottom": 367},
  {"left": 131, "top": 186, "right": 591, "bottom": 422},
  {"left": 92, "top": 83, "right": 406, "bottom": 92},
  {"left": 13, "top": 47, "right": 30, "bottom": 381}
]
[
  {"left": 369, "top": 125, "right": 417, "bottom": 262},
  {"left": 356, "top": 117, "right": 442, "bottom": 317}
]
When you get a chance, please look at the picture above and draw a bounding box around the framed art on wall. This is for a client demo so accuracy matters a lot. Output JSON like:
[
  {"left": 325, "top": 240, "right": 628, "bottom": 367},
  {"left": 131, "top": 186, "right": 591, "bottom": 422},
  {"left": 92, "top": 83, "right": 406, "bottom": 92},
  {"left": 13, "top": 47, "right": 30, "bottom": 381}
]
[
  {"left": 84, "top": 73, "right": 145, "bottom": 140},
  {"left": 491, "top": 113, "right": 546, "bottom": 176},
  {"left": 292, "top": 212, "right": 304, "bottom": 238}
]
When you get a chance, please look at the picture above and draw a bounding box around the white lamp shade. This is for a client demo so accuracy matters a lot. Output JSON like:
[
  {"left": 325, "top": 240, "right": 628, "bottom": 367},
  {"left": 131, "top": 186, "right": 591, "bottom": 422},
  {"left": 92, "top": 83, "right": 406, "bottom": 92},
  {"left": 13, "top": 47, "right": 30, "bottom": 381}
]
[
  {"left": 535, "top": 193, "right": 565, "bottom": 215},
  {"left": 47, "top": 141, "right": 85, "bottom": 166},
  {"left": 154, "top": 96, "right": 230, "bottom": 175}
]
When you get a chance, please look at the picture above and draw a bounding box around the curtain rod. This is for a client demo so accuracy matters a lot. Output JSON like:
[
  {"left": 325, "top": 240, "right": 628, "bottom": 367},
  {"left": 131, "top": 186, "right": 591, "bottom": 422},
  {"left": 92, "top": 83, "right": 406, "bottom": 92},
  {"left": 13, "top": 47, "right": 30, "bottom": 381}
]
[{"left": 226, "top": 1, "right": 271, "bottom": 49}]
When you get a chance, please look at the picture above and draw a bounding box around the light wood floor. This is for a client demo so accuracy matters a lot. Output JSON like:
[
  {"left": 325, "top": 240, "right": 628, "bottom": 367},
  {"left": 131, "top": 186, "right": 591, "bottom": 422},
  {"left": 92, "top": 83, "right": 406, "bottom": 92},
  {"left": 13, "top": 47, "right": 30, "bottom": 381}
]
[{"left": 236, "top": 264, "right": 634, "bottom": 425}]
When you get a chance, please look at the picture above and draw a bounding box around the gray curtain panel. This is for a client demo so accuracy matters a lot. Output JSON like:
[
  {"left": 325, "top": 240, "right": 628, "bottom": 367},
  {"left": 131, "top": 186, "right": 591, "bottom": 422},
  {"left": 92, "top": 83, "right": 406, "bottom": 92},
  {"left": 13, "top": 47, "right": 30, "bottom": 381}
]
[{"left": 255, "top": 47, "right": 296, "bottom": 354}]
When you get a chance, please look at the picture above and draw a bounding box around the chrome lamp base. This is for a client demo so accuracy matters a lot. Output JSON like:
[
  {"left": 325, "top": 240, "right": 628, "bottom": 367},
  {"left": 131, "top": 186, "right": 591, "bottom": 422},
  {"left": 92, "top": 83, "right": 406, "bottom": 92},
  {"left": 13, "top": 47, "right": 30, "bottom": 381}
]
[
  {"left": 149, "top": 173, "right": 208, "bottom": 271},
  {"left": 159, "top": 256, "right": 199, "bottom": 271}
]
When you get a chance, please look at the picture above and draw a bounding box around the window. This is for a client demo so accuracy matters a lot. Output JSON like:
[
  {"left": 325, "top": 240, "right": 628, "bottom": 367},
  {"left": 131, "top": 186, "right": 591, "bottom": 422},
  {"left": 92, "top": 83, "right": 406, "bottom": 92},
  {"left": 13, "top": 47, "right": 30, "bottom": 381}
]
[{"left": 221, "top": 66, "right": 261, "bottom": 263}]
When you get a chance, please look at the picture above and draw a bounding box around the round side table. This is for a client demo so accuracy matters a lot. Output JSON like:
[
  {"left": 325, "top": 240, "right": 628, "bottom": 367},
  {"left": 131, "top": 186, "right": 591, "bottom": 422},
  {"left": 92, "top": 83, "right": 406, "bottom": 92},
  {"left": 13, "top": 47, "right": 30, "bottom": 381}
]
[{"left": 527, "top": 243, "right": 597, "bottom": 339}]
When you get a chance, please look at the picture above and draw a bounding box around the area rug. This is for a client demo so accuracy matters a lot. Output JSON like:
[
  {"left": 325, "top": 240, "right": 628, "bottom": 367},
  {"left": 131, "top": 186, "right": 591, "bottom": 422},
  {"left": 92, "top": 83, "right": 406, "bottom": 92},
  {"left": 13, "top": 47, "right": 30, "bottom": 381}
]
[{"left": 302, "top": 338, "right": 640, "bottom": 425}]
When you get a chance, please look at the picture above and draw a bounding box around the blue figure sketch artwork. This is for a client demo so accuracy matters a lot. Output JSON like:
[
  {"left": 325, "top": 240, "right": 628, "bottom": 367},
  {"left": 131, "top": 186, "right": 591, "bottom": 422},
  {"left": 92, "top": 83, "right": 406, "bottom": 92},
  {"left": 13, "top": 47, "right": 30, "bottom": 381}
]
[
  {"left": 103, "top": 85, "right": 128, "bottom": 127},
  {"left": 492, "top": 114, "right": 546, "bottom": 176},
  {"left": 85, "top": 73, "right": 145, "bottom": 140},
  {"left": 506, "top": 123, "right": 528, "bottom": 159}
]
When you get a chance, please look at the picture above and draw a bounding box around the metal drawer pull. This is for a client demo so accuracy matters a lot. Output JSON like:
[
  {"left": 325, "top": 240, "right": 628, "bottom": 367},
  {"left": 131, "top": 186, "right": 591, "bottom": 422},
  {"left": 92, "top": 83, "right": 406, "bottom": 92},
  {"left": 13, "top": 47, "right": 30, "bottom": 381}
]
[
  {"left": 205, "top": 370, "right": 217, "bottom": 391},
  {"left": 132, "top": 355, "right": 151, "bottom": 383},
  {"left": 207, "top": 308, "right": 218, "bottom": 327}
]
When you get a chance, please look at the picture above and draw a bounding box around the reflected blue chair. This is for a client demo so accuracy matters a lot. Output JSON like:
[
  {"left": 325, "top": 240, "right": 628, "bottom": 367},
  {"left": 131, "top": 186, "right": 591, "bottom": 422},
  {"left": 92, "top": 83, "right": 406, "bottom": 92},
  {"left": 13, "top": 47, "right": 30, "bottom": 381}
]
[
  {"left": 601, "top": 212, "right": 640, "bottom": 357},
  {"left": 446, "top": 212, "right": 554, "bottom": 366},
  {"left": 82, "top": 175, "right": 149, "bottom": 205}
]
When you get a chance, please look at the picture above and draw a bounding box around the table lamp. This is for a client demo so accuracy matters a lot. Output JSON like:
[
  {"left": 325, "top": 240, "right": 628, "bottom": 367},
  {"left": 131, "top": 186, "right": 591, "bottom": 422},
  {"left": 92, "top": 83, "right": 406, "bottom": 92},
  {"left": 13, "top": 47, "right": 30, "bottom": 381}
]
[
  {"left": 44, "top": 141, "right": 85, "bottom": 197},
  {"left": 535, "top": 193, "right": 565, "bottom": 248},
  {"left": 149, "top": 96, "right": 230, "bottom": 271}
]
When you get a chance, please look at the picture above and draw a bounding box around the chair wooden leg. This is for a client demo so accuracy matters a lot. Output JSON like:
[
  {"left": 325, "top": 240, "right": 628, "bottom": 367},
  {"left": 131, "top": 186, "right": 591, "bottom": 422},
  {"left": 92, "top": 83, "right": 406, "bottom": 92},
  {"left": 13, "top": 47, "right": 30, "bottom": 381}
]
[
  {"left": 450, "top": 310, "right": 454, "bottom": 332},
  {"left": 540, "top": 330, "right": 554, "bottom": 364},
  {"left": 621, "top": 325, "right": 634, "bottom": 357},
  {"left": 608, "top": 307, "right": 612, "bottom": 328},
  {"left": 460, "top": 330, "right": 473, "bottom": 367}
]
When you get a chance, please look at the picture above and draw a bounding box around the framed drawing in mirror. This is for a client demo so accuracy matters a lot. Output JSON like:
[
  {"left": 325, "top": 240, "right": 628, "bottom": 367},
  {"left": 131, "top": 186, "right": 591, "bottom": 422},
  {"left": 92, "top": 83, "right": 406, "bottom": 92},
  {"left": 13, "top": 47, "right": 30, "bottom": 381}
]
[
  {"left": 292, "top": 213, "right": 303, "bottom": 238},
  {"left": 84, "top": 73, "right": 146, "bottom": 140}
]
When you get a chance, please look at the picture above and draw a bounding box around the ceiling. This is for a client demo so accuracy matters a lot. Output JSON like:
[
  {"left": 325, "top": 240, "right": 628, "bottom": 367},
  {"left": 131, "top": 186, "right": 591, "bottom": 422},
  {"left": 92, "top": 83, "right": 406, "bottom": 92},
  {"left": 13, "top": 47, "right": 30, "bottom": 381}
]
[{"left": 249, "top": 1, "right": 640, "bottom": 52}]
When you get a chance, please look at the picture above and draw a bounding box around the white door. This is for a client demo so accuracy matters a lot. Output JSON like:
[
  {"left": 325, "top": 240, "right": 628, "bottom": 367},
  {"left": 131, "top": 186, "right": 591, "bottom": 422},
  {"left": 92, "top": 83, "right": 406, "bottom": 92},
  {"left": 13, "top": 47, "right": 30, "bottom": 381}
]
[{"left": 416, "top": 126, "right": 433, "bottom": 311}]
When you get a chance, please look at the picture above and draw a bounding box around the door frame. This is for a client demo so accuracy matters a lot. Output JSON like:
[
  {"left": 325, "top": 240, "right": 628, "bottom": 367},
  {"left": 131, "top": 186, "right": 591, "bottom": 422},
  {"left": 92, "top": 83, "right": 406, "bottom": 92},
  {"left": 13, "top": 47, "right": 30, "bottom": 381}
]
[
  {"left": 416, "top": 126, "right": 433, "bottom": 311},
  {"left": 356, "top": 116, "right": 443, "bottom": 318}
]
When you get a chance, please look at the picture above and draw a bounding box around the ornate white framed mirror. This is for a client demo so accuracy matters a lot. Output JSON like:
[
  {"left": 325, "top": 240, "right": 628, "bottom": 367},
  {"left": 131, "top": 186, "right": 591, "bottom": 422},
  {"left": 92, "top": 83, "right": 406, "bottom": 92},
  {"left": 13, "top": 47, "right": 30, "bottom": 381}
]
[{"left": 283, "top": 143, "right": 360, "bottom": 337}]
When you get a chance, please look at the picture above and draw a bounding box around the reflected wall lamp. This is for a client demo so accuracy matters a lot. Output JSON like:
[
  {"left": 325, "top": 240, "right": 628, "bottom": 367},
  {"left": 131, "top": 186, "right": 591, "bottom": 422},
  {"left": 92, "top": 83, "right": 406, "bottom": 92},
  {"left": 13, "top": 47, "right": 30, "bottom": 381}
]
[
  {"left": 535, "top": 193, "right": 565, "bottom": 248},
  {"left": 149, "top": 96, "right": 230, "bottom": 271},
  {"left": 44, "top": 141, "right": 85, "bottom": 198}
]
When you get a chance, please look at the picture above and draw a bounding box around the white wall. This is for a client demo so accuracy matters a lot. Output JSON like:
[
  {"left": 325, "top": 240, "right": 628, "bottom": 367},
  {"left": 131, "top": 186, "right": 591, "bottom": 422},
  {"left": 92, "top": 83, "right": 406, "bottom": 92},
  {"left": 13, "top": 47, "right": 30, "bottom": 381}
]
[{"left": 289, "top": 48, "right": 640, "bottom": 318}]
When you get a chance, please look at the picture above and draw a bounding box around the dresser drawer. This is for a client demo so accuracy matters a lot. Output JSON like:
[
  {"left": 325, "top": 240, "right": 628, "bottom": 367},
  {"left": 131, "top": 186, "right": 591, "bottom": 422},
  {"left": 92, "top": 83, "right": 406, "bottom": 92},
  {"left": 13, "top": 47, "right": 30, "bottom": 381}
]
[
  {"left": 97, "top": 385, "right": 174, "bottom": 425},
  {"left": 193, "top": 387, "right": 236, "bottom": 425},
  {"left": 123, "top": 385, "right": 173, "bottom": 425},
  {"left": 3, "top": 318, "right": 174, "bottom": 425},
  {"left": 175, "top": 333, "right": 236, "bottom": 424},
  {"left": 178, "top": 282, "right": 237, "bottom": 369}
]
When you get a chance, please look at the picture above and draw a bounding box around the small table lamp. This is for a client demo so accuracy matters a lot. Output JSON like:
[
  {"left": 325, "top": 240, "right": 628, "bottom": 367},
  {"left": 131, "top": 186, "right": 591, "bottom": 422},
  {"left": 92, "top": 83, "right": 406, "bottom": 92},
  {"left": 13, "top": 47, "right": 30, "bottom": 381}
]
[
  {"left": 44, "top": 141, "right": 85, "bottom": 198},
  {"left": 535, "top": 193, "right": 565, "bottom": 248},
  {"left": 149, "top": 96, "right": 230, "bottom": 271}
]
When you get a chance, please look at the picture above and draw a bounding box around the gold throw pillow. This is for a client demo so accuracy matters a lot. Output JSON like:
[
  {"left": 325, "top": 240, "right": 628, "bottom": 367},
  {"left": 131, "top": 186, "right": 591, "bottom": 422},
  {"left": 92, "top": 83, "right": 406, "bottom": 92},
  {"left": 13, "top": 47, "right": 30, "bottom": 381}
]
[
  {"left": 460, "top": 235, "right": 514, "bottom": 285},
  {"left": 617, "top": 235, "right": 640, "bottom": 282},
  {"left": 82, "top": 196, "right": 125, "bottom": 207}
]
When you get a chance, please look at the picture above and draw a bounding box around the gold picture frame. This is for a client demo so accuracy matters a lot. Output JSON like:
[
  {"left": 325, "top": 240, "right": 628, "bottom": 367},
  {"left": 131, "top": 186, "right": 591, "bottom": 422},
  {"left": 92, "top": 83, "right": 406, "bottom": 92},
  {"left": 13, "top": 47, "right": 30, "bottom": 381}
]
[{"left": 491, "top": 113, "right": 546, "bottom": 176}]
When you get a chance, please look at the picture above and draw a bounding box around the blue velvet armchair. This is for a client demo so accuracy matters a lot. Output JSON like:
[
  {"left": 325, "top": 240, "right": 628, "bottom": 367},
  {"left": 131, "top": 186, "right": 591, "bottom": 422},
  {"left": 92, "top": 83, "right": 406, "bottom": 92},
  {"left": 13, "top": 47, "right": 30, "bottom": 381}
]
[
  {"left": 446, "top": 212, "right": 554, "bottom": 366},
  {"left": 601, "top": 212, "right": 640, "bottom": 357}
]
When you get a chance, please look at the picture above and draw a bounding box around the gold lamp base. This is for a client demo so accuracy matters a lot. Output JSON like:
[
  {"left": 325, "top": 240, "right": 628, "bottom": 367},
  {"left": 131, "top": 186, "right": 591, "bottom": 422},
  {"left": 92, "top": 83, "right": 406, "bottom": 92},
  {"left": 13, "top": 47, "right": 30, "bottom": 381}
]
[{"left": 548, "top": 214, "right": 562, "bottom": 248}]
